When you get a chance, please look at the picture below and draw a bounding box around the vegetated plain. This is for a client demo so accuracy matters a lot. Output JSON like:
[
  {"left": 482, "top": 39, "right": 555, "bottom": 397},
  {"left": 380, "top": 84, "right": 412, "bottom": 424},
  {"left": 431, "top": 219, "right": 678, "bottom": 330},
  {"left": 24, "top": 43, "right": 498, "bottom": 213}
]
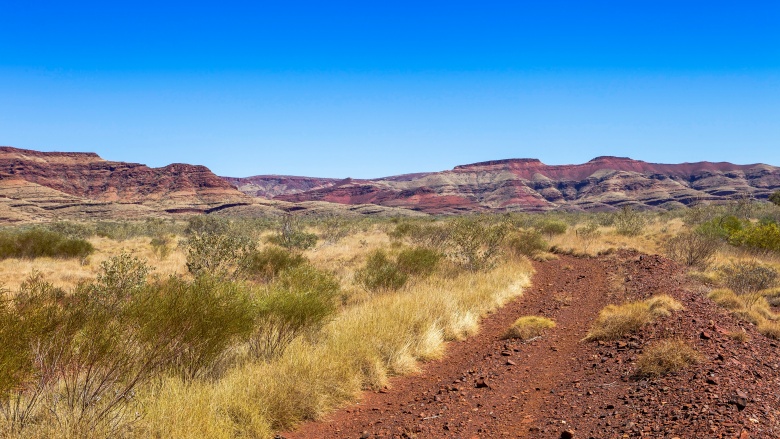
[{"left": 1, "top": 194, "right": 780, "bottom": 438}]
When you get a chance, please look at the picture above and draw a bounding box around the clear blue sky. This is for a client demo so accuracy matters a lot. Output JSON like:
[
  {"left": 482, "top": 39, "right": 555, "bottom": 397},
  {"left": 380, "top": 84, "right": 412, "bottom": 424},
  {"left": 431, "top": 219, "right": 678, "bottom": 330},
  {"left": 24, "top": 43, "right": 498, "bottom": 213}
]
[{"left": 1, "top": 1, "right": 778, "bottom": 178}]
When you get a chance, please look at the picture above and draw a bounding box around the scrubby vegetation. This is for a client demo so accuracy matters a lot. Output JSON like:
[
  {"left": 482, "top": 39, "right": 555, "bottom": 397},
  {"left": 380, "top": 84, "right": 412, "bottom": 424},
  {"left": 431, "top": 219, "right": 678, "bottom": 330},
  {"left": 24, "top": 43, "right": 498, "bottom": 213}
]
[{"left": 3, "top": 195, "right": 780, "bottom": 438}]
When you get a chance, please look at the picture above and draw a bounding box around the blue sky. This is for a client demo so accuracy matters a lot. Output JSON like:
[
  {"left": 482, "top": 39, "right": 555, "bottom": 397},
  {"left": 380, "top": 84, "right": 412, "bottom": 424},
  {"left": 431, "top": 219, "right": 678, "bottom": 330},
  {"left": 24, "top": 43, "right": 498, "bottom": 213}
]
[{"left": 1, "top": 1, "right": 778, "bottom": 178}]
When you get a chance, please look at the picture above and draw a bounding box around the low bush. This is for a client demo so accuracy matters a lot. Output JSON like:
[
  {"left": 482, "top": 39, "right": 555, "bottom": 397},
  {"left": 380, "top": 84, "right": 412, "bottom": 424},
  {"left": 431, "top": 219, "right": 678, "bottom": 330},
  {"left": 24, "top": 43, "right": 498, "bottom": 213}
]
[
  {"left": 770, "top": 190, "right": 780, "bottom": 206},
  {"left": 729, "top": 222, "right": 780, "bottom": 253},
  {"left": 584, "top": 295, "right": 683, "bottom": 341},
  {"left": 355, "top": 250, "right": 408, "bottom": 292},
  {"left": 635, "top": 339, "right": 700, "bottom": 377},
  {"left": 719, "top": 261, "right": 779, "bottom": 294},
  {"left": 535, "top": 219, "right": 567, "bottom": 239},
  {"left": 268, "top": 215, "right": 317, "bottom": 250},
  {"left": 446, "top": 217, "right": 509, "bottom": 271},
  {"left": 183, "top": 219, "right": 256, "bottom": 278},
  {"left": 613, "top": 206, "right": 646, "bottom": 236},
  {"left": 395, "top": 247, "right": 441, "bottom": 277},
  {"left": 0, "top": 228, "right": 94, "bottom": 260},
  {"left": 242, "top": 246, "right": 307, "bottom": 283},
  {"left": 576, "top": 222, "right": 601, "bottom": 252},
  {"left": 505, "top": 229, "right": 548, "bottom": 258},
  {"left": 502, "top": 316, "right": 556, "bottom": 340},
  {"left": 662, "top": 230, "right": 719, "bottom": 268},
  {"left": 132, "top": 275, "right": 256, "bottom": 381},
  {"left": 251, "top": 265, "right": 341, "bottom": 359}
]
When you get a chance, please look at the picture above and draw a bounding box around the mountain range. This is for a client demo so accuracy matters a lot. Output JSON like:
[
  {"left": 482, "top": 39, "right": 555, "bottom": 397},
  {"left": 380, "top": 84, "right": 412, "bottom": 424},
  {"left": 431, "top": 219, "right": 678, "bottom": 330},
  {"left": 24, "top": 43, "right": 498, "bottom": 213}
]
[{"left": 1, "top": 146, "right": 778, "bottom": 221}]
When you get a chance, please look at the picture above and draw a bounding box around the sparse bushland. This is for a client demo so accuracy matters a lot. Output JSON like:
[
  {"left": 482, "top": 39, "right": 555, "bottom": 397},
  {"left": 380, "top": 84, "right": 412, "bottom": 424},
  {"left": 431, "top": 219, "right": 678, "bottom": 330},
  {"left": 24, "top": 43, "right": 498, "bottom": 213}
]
[
  {"left": 0, "top": 216, "right": 533, "bottom": 439},
  {"left": 502, "top": 315, "right": 556, "bottom": 340},
  {"left": 354, "top": 246, "right": 443, "bottom": 292},
  {"left": 584, "top": 295, "right": 683, "bottom": 341},
  {"left": 635, "top": 339, "right": 701, "bottom": 377},
  {"left": 0, "top": 228, "right": 94, "bottom": 260}
]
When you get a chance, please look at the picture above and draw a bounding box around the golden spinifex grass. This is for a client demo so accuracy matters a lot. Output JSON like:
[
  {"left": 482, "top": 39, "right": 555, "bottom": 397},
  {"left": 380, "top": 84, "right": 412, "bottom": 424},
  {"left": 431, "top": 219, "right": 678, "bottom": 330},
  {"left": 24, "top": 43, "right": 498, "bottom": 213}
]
[
  {"left": 584, "top": 295, "right": 683, "bottom": 341},
  {"left": 502, "top": 315, "right": 556, "bottom": 340},
  {"left": 635, "top": 339, "right": 701, "bottom": 377},
  {"left": 134, "top": 259, "right": 531, "bottom": 439}
]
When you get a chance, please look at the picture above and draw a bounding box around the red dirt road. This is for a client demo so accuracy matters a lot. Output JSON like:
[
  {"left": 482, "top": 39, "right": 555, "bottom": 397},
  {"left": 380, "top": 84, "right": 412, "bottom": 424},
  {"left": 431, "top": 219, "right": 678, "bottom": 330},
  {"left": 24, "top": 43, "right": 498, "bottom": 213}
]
[{"left": 285, "top": 251, "right": 780, "bottom": 439}]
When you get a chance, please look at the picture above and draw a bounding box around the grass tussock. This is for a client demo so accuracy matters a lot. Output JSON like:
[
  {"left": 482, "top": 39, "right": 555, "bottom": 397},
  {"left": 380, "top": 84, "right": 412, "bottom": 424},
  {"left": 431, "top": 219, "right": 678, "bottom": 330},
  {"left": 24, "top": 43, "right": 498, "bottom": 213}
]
[
  {"left": 584, "top": 295, "right": 683, "bottom": 341},
  {"left": 757, "top": 320, "right": 780, "bottom": 339},
  {"left": 502, "top": 316, "right": 556, "bottom": 340},
  {"left": 635, "top": 339, "right": 701, "bottom": 377}
]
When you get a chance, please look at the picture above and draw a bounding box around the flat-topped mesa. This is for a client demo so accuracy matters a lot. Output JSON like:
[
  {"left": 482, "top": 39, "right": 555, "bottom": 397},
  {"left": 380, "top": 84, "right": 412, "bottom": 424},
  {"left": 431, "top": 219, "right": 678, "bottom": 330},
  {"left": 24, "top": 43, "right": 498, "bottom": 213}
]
[
  {"left": 0, "top": 145, "right": 248, "bottom": 205},
  {"left": 0, "top": 146, "right": 104, "bottom": 164},
  {"left": 454, "top": 158, "right": 543, "bottom": 170}
]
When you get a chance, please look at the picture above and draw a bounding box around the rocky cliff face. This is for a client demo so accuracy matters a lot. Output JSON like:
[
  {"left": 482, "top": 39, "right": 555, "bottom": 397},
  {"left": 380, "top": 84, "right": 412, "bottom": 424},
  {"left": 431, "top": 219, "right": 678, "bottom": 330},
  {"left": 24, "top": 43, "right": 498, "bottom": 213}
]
[
  {"left": 261, "top": 157, "right": 780, "bottom": 214},
  {"left": 0, "top": 146, "right": 252, "bottom": 220}
]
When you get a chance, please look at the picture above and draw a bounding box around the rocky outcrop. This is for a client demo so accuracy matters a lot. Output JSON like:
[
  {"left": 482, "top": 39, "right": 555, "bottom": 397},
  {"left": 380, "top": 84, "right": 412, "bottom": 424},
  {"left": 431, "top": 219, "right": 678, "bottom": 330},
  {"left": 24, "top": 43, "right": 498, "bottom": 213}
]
[{"left": 263, "top": 157, "right": 780, "bottom": 214}]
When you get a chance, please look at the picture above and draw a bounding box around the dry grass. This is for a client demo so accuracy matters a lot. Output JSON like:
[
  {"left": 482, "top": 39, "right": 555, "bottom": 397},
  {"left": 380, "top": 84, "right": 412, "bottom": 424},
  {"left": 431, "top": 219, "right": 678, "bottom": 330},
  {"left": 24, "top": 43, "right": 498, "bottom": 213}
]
[
  {"left": 133, "top": 252, "right": 532, "bottom": 438},
  {"left": 758, "top": 320, "right": 780, "bottom": 339},
  {"left": 584, "top": 295, "right": 683, "bottom": 341},
  {"left": 502, "top": 315, "right": 556, "bottom": 340},
  {"left": 635, "top": 339, "right": 701, "bottom": 377}
]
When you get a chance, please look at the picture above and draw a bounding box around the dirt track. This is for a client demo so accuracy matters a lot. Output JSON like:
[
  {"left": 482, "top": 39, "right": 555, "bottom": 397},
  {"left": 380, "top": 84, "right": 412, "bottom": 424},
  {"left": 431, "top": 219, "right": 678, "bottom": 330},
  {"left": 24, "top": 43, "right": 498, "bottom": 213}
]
[{"left": 285, "top": 251, "right": 780, "bottom": 439}]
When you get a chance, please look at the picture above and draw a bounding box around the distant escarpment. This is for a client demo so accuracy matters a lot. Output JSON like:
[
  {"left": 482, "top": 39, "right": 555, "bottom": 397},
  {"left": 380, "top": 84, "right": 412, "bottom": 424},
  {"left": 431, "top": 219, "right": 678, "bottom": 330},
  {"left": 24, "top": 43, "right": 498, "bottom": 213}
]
[
  {"left": 233, "top": 156, "right": 780, "bottom": 214},
  {"left": 0, "top": 146, "right": 424, "bottom": 222}
]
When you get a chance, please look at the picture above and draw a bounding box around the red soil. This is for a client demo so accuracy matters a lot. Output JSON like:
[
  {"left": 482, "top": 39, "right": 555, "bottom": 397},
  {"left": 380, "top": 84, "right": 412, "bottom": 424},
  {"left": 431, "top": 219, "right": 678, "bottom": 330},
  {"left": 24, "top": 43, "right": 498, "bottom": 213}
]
[{"left": 284, "top": 251, "right": 780, "bottom": 438}]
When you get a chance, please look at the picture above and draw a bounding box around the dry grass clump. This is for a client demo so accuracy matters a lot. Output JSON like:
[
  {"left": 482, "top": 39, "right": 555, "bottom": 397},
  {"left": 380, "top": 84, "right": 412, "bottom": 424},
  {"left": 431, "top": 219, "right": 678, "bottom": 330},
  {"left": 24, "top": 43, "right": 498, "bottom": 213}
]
[
  {"left": 758, "top": 320, "right": 780, "bottom": 339},
  {"left": 727, "top": 330, "right": 750, "bottom": 342},
  {"left": 635, "top": 339, "right": 701, "bottom": 377},
  {"left": 502, "top": 316, "right": 556, "bottom": 340},
  {"left": 584, "top": 295, "right": 683, "bottom": 341},
  {"left": 707, "top": 288, "right": 743, "bottom": 310}
]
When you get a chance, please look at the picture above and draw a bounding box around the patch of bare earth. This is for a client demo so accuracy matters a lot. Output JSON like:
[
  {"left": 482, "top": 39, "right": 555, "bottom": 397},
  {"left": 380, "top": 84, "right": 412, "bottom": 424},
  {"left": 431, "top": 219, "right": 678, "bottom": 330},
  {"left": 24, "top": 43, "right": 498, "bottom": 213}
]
[{"left": 284, "top": 251, "right": 780, "bottom": 439}]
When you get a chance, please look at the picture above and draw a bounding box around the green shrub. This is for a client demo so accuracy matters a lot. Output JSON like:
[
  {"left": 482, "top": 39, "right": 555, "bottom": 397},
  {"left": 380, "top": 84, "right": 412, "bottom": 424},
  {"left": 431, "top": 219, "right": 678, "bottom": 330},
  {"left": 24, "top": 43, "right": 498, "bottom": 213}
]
[
  {"left": 131, "top": 276, "right": 256, "bottom": 381},
  {"left": 697, "top": 215, "right": 742, "bottom": 239},
  {"left": 395, "top": 247, "right": 441, "bottom": 277},
  {"left": 719, "top": 261, "right": 779, "bottom": 294},
  {"left": 506, "top": 229, "right": 548, "bottom": 257},
  {"left": 729, "top": 222, "right": 780, "bottom": 253},
  {"left": 662, "top": 230, "right": 719, "bottom": 268},
  {"left": 183, "top": 221, "right": 256, "bottom": 278},
  {"left": 613, "top": 206, "right": 646, "bottom": 236},
  {"left": 355, "top": 250, "right": 408, "bottom": 292},
  {"left": 251, "top": 265, "right": 340, "bottom": 359},
  {"left": 536, "top": 219, "right": 567, "bottom": 238},
  {"left": 770, "top": 190, "right": 780, "bottom": 207},
  {"left": 91, "top": 253, "right": 151, "bottom": 308},
  {"left": 268, "top": 215, "right": 318, "bottom": 250},
  {"left": 0, "top": 228, "right": 94, "bottom": 260},
  {"left": 445, "top": 217, "right": 509, "bottom": 271},
  {"left": 576, "top": 222, "right": 601, "bottom": 251},
  {"left": 242, "top": 246, "right": 307, "bottom": 283}
]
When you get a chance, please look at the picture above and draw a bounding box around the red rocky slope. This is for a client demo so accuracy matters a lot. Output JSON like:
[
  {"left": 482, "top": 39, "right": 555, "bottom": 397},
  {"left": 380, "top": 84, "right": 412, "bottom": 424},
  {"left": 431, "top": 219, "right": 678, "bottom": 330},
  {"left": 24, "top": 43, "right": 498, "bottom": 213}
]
[{"left": 260, "top": 157, "right": 780, "bottom": 214}]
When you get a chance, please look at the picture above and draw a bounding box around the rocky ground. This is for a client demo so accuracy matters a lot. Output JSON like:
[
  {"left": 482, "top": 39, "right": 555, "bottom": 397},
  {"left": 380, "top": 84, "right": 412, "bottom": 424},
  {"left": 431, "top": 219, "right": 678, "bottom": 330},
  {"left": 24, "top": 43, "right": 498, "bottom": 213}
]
[{"left": 284, "top": 250, "right": 780, "bottom": 439}]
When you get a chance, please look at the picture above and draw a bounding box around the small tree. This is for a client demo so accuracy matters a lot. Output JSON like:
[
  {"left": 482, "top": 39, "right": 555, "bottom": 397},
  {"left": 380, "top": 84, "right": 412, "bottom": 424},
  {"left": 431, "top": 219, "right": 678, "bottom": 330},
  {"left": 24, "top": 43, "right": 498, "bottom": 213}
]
[{"left": 769, "top": 190, "right": 780, "bottom": 207}]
